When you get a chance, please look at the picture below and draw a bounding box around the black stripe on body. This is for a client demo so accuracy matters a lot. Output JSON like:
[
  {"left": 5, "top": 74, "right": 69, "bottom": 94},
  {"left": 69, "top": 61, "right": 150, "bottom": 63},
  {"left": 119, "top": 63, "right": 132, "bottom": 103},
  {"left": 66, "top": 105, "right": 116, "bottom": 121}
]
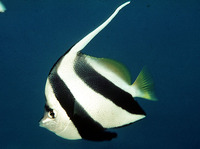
[
  {"left": 48, "top": 71, "right": 117, "bottom": 141},
  {"left": 74, "top": 53, "right": 146, "bottom": 115}
]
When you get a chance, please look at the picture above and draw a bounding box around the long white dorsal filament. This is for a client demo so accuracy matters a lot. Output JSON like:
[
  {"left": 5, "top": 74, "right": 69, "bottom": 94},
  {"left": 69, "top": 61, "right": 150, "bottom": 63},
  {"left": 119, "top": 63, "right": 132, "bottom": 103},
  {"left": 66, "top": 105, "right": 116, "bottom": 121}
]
[{"left": 70, "top": 1, "right": 131, "bottom": 54}]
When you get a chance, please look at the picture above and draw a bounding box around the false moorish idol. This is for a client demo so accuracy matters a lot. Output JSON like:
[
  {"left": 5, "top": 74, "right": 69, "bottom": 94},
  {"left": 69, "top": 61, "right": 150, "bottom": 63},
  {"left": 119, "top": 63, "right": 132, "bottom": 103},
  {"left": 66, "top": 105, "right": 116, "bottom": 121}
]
[{"left": 39, "top": 1, "right": 157, "bottom": 141}]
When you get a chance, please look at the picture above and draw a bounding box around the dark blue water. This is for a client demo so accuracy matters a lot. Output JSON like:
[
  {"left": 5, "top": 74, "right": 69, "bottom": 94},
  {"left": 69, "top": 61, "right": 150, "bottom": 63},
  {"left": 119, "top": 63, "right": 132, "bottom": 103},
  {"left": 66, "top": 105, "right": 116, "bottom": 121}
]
[{"left": 0, "top": 0, "right": 199, "bottom": 148}]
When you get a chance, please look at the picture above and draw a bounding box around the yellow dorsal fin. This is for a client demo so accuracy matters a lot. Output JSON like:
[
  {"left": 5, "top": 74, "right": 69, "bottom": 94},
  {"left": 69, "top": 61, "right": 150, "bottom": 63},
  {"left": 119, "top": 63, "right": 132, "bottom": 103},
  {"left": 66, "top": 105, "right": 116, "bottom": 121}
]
[{"left": 88, "top": 56, "right": 132, "bottom": 84}]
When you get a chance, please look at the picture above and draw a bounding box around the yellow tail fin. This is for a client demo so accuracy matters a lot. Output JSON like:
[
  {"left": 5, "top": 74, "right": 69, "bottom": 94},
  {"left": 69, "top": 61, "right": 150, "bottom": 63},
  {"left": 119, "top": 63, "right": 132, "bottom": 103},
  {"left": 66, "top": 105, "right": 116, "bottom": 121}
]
[{"left": 132, "top": 67, "right": 157, "bottom": 101}]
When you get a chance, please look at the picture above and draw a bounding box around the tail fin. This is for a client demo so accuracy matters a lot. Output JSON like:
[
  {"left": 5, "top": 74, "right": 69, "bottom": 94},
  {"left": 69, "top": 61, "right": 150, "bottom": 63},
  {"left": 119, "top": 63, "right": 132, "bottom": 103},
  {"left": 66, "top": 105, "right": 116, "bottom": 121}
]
[{"left": 132, "top": 67, "right": 157, "bottom": 101}]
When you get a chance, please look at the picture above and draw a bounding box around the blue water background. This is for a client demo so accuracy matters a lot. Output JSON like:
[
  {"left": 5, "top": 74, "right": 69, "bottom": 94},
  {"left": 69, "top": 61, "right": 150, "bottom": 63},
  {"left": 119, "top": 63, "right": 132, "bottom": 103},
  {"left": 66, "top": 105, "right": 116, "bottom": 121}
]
[{"left": 0, "top": 0, "right": 199, "bottom": 148}]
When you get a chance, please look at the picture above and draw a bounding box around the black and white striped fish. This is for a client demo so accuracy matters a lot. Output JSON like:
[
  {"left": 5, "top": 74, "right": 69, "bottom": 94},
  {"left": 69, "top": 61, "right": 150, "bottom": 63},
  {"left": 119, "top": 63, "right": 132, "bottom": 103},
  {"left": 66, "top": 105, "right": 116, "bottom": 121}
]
[{"left": 39, "top": 1, "right": 157, "bottom": 141}]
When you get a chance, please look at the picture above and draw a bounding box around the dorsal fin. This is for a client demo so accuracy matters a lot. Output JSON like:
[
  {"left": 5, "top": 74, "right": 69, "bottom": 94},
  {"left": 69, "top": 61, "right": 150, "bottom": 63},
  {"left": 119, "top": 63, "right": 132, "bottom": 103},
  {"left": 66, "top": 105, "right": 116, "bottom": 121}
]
[
  {"left": 87, "top": 55, "right": 132, "bottom": 84},
  {"left": 69, "top": 1, "right": 131, "bottom": 54}
]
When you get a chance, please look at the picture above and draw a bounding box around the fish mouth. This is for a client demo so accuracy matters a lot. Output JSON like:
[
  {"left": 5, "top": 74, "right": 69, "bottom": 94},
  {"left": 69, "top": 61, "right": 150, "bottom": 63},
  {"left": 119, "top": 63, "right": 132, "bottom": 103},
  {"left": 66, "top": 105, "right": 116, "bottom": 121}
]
[
  {"left": 39, "top": 116, "right": 47, "bottom": 128},
  {"left": 39, "top": 119, "right": 44, "bottom": 127},
  {"left": 39, "top": 111, "right": 50, "bottom": 127}
]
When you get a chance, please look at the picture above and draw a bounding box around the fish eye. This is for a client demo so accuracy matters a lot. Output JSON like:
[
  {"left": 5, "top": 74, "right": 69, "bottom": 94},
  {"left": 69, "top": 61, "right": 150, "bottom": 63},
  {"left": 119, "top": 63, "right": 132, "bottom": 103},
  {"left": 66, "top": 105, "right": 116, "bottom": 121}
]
[
  {"left": 45, "top": 105, "right": 57, "bottom": 119},
  {"left": 48, "top": 110, "right": 57, "bottom": 119}
]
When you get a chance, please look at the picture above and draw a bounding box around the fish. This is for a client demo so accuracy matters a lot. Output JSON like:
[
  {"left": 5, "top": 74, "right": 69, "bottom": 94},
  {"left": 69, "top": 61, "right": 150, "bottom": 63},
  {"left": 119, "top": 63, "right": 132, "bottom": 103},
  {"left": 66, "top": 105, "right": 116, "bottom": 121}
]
[
  {"left": 0, "top": 1, "right": 6, "bottom": 13},
  {"left": 39, "top": 1, "right": 157, "bottom": 141}
]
